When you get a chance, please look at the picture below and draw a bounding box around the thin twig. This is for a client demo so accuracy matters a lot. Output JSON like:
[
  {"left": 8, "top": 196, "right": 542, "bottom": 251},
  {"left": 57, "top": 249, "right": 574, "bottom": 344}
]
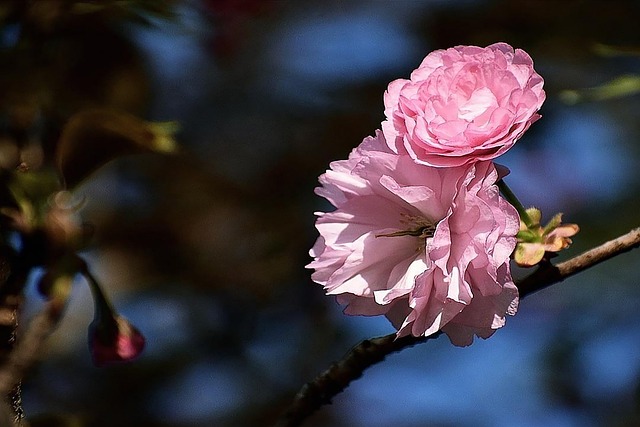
[
  {"left": 274, "top": 333, "right": 439, "bottom": 427},
  {"left": 0, "top": 302, "right": 62, "bottom": 397},
  {"left": 276, "top": 227, "right": 640, "bottom": 427},
  {"left": 517, "top": 227, "right": 640, "bottom": 297}
]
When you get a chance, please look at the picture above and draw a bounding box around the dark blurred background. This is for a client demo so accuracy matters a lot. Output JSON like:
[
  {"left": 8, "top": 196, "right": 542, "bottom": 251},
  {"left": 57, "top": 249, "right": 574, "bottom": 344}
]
[{"left": 1, "top": 0, "right": 640, "bottom": 426}]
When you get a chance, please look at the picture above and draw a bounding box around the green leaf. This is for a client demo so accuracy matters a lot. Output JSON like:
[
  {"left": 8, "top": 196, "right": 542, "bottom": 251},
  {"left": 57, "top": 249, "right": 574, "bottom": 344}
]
[
  {"left": 560, "top": 74, "right": 640, "bottom": 104},
  {"left": 524, "top": 207, "right": 541, "bottom": 226},
  {"left": 55, "top": 108, "right": 178, "bottom": 189},
  {"left": 514, "top": 243, "right": 546, "bottom": 267},
  {"left": 543, "top": 213, "right": 564, "bottom": 235},
  {"left": 517, "top": 229, "right": 540, "bottom": 242}
]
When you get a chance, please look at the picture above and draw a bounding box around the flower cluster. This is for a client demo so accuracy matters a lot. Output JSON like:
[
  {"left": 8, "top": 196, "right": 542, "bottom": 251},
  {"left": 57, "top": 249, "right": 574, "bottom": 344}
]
[{"left": 309, "top": 43, "right": 546, "bottom": 345}]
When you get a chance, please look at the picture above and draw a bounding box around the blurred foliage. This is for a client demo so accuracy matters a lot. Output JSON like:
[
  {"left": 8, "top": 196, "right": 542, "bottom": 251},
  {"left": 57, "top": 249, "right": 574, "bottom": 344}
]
[
  {"left": 0, "top": 0, "right": 639, "bottom": 427},
  {"left": 56, "top": 108, "right": 178, "bottom": 188},
  {"left": 561, "top": 74, "right": 640, "bottom": 104}
]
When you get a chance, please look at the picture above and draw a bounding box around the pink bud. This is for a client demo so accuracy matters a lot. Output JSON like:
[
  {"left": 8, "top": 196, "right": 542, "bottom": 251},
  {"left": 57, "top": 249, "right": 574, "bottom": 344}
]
[{"left": 89, "top": 316, "right": 145, "bottom": 367}]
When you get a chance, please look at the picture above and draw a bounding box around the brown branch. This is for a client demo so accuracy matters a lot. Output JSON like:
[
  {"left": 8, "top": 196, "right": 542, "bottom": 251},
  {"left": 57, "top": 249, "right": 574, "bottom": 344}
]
[
  {"left": 0, "top": 302, "right": 62, "bottom": 397},
  {"left": 276, "top": 227, "right": 640, "bottom": 427},
  {"left": 274, "top": 333, "right": 439, "bottom": 427},
  {"left": 0, "top": 300, "right": 62, "bottom": 426},
  {"left": 517, "top": 227, "right": 640, "bottom": 297}
]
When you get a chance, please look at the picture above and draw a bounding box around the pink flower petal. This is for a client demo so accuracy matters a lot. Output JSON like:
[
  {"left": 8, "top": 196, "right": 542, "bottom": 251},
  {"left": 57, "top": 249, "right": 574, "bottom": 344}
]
[
  {"left": 308, "top": 131, "right": 519, "bottom": 345},
  {"left": 382, "top": 43, "right": 545, "bottom": 167}
]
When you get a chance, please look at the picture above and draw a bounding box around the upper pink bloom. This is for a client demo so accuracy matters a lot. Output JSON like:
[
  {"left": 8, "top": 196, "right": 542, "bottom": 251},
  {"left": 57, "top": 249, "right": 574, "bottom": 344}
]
[
  {"left": 382, "top": 43, "right": 545, "bottom": 167},
  {"left": 308, "top": 131, "right": 519, "bottom": 345}
]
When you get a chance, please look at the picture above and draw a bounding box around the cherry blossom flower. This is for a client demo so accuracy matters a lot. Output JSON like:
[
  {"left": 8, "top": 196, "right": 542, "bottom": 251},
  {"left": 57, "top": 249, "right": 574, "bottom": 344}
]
[
  {"left": 308, "top": 131, "right": 520, "bottom": 345},
  {"left": 382, "top": 43, "right": 545, "bottom": 167}
]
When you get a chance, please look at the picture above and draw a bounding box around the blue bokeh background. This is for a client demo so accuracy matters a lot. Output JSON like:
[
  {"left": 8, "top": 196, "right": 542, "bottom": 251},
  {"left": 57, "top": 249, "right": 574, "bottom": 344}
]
[{"left": 9, "top": 1, "right": 639, "bottom": 426}]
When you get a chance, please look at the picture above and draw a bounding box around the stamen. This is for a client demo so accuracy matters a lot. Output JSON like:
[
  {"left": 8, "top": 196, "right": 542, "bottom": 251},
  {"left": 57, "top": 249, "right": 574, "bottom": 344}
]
[{"left": 376, "top": 219, "right": 436, "bottom": 239}]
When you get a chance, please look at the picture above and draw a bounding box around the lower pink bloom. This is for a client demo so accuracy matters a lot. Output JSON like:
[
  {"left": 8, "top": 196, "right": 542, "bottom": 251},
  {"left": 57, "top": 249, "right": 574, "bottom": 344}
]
[{"left": 308, "top": 131, "right": 519, "bottom": 345}]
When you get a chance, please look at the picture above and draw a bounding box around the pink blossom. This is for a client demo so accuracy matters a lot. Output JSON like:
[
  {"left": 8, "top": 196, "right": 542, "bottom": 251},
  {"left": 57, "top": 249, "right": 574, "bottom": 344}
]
[
  {"left": 382, "top": 43, "right": 545, "bottom": 167},
  {"left": 89, "top": 315, "right": 145, "bottom": 367},
  {"left": 308, "top": 131, "right": 519, "bottom": 345}
]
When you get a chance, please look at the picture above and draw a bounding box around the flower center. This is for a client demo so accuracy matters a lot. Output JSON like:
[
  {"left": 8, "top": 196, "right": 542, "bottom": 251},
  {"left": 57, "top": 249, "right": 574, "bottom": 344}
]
[{"left": 376, "top": 214, "right": 436, "bottom": 239}]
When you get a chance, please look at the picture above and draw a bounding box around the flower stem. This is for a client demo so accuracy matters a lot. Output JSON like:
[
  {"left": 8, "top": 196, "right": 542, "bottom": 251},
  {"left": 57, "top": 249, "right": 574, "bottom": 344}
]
[
  {"left": 76, "top": 257, "right": 116, "bottom": 324},
  {"left": 497, "top": 179, "right": 535, "bottom": 228}
]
